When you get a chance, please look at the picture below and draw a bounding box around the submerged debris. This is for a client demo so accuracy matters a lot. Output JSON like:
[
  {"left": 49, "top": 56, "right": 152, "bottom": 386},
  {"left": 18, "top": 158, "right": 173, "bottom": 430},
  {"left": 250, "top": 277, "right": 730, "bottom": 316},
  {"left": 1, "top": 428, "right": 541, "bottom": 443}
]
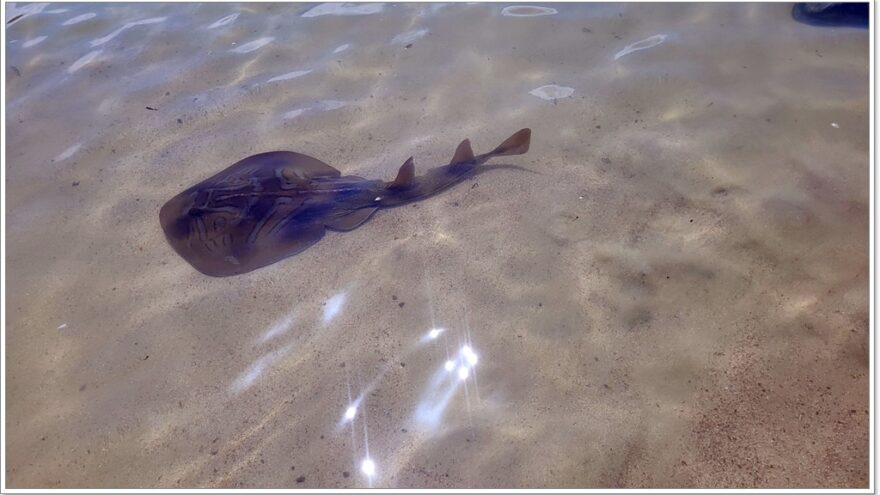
[
  {"left": 614, "top": 34, "right": 667, "bottom": 60},
  {"left": 529, "top": 84, "right": 574, "bottom": 101}
]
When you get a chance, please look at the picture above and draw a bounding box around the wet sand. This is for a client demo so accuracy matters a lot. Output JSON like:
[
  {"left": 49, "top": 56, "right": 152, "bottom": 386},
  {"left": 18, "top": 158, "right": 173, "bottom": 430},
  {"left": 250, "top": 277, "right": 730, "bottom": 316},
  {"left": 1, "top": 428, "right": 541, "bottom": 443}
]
[{"left": 4, "top": 2, "right": 869, "bottom": 488}]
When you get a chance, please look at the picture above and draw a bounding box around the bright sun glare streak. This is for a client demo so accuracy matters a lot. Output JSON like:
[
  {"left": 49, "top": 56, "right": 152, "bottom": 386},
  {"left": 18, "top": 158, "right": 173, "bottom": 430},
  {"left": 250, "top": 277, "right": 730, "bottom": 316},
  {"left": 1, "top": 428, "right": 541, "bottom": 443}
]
[
  {"left": 361, "top": 458, "right": 376, "bottom": 477},
  {"left": 229, "top": 343, "right": 294, "bottom": 394},
  {"left": 461, "top": 345, "right": 478, "bottom": 366},
  {"left": 415, "top": 343, "right": 482, "bottom": 424},
  {"left": 323, "top": 291, "right": 347, "bottom": 324},
  {"left": 414, "top": 365, "right": 463, "bottom": 427},
  {"left": 259, "top": 312, "right": 295, "bottom": 343},
  {"left": 420, "top": 327, "right": 446, "bottom": 344},
  {"left": 344, "top": 405, "right": 357, "bottom": 421},
  {"left": 339, "top": 396, "right": 364, "bottom": 426}
]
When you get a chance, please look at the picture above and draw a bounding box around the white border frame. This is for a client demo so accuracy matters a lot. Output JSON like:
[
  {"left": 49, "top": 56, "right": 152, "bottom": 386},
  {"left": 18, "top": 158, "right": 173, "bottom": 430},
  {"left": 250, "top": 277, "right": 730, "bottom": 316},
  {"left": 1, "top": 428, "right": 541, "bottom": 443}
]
[{"left": 1, "top": 0, "right": 875, "bottom": 493}]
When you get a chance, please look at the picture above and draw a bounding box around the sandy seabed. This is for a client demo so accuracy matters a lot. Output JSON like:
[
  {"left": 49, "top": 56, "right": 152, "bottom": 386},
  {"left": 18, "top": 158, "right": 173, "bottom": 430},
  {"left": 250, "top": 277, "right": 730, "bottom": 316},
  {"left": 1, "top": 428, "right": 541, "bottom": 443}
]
[{"left": 4, "top": 2, "right": 869, "bottom": 488}]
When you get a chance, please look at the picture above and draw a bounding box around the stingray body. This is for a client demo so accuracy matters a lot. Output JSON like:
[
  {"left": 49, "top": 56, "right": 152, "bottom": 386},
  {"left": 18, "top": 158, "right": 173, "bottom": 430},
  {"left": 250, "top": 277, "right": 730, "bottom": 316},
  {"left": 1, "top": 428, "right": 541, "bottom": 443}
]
[
  {"left": 792, "top": 3, "right": 868, "bottom": 28},
  {"left": 159, "top": 128, "right": 531, "bottom": 276}
]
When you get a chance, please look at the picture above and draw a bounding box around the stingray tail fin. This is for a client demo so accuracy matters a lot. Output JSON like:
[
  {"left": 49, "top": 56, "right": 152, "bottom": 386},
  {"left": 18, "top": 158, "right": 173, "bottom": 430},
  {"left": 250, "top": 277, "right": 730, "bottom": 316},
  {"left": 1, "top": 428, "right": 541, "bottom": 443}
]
[{"left": 490, "top": 128, "right": 531, "bottom": 156}]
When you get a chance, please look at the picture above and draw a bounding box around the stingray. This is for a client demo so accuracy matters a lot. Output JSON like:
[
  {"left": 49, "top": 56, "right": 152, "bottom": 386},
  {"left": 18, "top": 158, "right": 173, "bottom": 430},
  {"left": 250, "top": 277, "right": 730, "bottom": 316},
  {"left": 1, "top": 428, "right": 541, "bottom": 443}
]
[
  {"left": 792, "top": 3, "right": 868, "bottom": 28},
  {"left": 159, "top": 128, "right": 532, "bottom": 276}
]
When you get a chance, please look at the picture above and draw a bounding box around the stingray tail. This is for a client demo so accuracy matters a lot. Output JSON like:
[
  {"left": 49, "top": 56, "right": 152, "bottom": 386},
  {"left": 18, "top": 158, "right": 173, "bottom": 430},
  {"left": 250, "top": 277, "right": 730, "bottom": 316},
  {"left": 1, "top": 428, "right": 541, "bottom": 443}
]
[{"left": 489, "top": 128, "right": 531, "bottom": 156}]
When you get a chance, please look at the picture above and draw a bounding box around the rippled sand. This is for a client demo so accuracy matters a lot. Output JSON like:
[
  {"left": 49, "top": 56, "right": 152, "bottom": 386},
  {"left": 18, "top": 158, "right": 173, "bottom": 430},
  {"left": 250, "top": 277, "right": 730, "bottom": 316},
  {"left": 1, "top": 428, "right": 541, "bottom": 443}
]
[{"left": 5, "top": 2, "right": 869, "bottom": 488}]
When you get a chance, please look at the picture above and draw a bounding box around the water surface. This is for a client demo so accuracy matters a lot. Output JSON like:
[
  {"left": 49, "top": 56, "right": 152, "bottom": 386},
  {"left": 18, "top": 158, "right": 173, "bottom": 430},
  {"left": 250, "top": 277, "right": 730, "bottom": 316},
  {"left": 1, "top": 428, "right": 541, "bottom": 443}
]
[{"left": 5, "top": 2, "right": 869, "bottom": 488}]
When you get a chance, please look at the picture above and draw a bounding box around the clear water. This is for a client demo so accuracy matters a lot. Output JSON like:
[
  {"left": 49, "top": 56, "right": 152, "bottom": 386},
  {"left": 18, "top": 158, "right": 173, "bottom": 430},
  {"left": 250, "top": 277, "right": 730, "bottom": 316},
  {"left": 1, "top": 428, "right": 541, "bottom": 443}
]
[{"left": 5, "top": 2, "right": 869, "bottom": 488}]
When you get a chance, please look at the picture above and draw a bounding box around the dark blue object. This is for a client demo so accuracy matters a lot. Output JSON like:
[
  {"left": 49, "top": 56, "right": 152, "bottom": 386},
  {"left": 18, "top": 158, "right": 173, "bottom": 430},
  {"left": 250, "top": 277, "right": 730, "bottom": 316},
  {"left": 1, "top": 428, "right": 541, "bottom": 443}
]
[
  {"left": 159, "top": 129, "right": 533, "bottom": 276},
  {"left": 792, "top": 3, "right": 869, "bottom": 28}
]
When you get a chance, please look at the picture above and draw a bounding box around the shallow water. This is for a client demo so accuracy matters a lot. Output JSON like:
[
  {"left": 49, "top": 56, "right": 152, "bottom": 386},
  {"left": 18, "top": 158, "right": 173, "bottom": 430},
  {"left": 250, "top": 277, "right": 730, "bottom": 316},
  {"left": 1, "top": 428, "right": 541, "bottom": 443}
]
[{"left": 4, "top": 2, "right": 869, "bottom": 488}]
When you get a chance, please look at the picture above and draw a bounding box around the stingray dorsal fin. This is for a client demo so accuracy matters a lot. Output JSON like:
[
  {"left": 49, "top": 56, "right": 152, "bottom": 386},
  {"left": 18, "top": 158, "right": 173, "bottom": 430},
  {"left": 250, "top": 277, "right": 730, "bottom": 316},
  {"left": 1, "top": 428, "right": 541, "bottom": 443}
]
[
  {"left": 450, "top": 139, "right": 475, "bottom": 164},
  {"left": 390, "top": 157, "right": 415, "bottom": 189}
]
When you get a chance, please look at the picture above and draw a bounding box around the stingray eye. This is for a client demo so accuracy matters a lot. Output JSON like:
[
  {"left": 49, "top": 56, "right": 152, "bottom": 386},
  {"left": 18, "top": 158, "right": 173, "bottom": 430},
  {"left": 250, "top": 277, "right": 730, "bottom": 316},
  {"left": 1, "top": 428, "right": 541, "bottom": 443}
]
[{"left": 280, "top": 168, "right": 300, "bottom": 181}]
